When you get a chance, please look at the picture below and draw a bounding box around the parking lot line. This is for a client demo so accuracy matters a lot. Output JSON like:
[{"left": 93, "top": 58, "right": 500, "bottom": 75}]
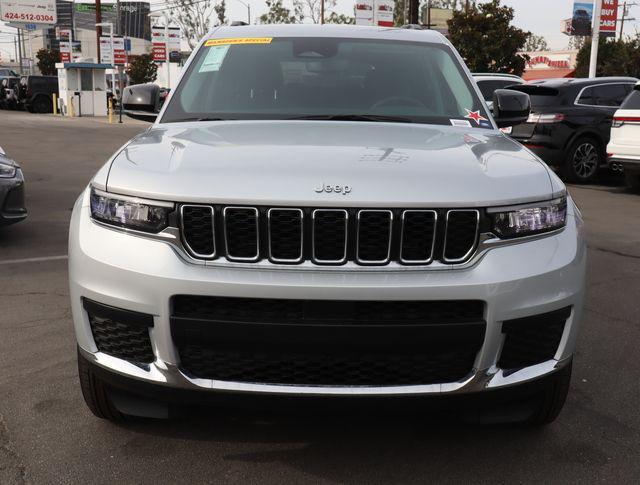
[{"left": 0, "top": 255, "right": 68, "bottom": 266}]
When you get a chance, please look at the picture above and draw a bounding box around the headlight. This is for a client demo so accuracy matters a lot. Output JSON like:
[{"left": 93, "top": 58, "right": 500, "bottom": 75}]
[
  {"left": 0, "top": 161, "right": 16, "bottom": 178},
  {"left": 490, "top": 197, "right": 567, "bottom": 238},
  {"left": 90, "top": 188, "right": 173, "bottom": 233}
]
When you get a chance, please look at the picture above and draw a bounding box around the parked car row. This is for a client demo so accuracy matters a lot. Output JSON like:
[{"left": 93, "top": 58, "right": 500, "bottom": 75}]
[
  {"left": 474, "top": 73, "right": 640, "bottom": 190},
  {"left": 0, "top": 74, "right": 58, "bottom": 113}
]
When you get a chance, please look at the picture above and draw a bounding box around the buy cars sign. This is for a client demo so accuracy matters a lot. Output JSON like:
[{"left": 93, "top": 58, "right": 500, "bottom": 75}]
[{"left": 599, "top": 0, "right": 619, "bottom": 37}]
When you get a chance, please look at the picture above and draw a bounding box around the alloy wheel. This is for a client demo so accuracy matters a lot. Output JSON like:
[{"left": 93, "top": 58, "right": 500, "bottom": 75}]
[{"left": 572, "top": 142, "right": 599, "bottom": 179}]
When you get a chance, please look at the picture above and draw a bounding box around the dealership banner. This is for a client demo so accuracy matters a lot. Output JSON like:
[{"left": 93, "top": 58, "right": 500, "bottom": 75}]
[
  {"left": 599, "top": 0, "right": 619, "bottom": 37},
  {"left": 59, "top": 28, "right": 72, "bottom": 63},
  {"left": 0, "top": 0, "right": 57, "bottom": 25},
  {"left": 571, "top": 1, "right": 594, "bottom": 36}
]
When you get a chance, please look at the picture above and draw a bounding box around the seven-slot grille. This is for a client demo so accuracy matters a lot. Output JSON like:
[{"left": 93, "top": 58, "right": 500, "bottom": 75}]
[{"left": 180, "top": 206, "right": 481, "bottom": 266}]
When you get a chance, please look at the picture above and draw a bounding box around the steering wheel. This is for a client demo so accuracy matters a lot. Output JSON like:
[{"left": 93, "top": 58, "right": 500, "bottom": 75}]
[{"left": 370, "top": 96, "right": 428, "bottom": 110}]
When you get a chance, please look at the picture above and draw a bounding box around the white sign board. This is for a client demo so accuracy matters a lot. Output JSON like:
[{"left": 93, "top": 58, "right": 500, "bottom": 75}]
[
  {"left": 0, "top": 0, "right": 57, "bottom": 25},
  {"left": 100, "top": 36, "right": 126, "bottom": 65},
  {"left": 152, "top": 25, "right": 181, "bottom": 62},
  {"left": 355, "top": 0, "right": 394, "bottom": 27},
  {"left": 355, "top": 0, "right": 374, "bottom": 26}
]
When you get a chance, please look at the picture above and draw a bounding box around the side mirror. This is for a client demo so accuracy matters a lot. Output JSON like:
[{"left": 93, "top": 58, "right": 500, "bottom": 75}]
[
  {"left": 492, "top": 89, "right": 530, "bottom": 128},
  {"left": 122, "top": 83, "right": 161, "bottom": 122}
]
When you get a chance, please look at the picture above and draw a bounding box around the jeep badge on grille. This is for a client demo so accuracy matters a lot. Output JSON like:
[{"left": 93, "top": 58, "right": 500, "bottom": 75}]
[{"left": 315, "top": 184, "right": 352, "bottom": 195}]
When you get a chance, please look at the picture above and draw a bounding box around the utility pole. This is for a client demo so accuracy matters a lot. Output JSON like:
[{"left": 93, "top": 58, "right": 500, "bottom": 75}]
[
  {"left": 95, "top": 0, "right": 102, "bottom": 62},
  {"left": 320, "top": 0, "right": 325, "bottom": 24},
  {"left": 408, "top": 0, "right": 420, "bottom": 24},
  {"left": 619, "top": 2, "right": 637, "bottom": 40},
  {"left": 589, "top": 0, "right": 603, "bottom": 78},
  {"left": 427, "top": 0, "right": 432, "bottom": 28}
]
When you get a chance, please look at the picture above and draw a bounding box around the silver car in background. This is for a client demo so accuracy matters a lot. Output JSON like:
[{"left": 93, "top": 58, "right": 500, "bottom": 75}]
[{"left": 69, "top": 25, "right": 585, "bottom": 425}]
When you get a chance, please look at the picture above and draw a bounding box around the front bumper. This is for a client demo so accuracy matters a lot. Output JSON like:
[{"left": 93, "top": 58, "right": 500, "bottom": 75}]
[
  {"left": 0, "top": 169, "right": 27, "bottom": 226},
  {"left": 69, "top": 188, "right": 586, "bottom": 397}
]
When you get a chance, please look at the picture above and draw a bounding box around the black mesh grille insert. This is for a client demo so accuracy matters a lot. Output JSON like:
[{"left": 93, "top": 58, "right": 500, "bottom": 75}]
[
  {"left": 444, "top": 210, "right": 479, "bottom": 261},
  {"left": 269, "top": 209, "right": 303, "bottom": 262},
  {"left": 313, "top": 210, "right": 347, "bottom": 262},
  {"left": 177, "top": 348, "right": 478, "bottom": 386},
  {"left": 171, "top": 295, "right": 484, "bottom": 325},
  {"left": 84, "top": 299, "right": 154, "bottom": 364},
  {"left": 224, "top": 208, "right": 259, "bottom": 260},
  {"left": 401, "top": 211, "right": 436, "bottom": 263},
  {"left": 498, "top": 307, "right": 571, "bottom": 370},
  {"left": 181, "top": 205, "right": 215, "bottom": 257},
  {"left": 171, "top": 296, "right": 486, "bottom": 386},
  {"left": 357, "top": 211, "right": 392, "bottom": 263}
]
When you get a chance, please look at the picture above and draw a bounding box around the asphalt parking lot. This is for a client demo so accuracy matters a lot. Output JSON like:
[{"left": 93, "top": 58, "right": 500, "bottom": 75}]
[{"left": 1, "top": 110, "right": 639, "bottom": 484}]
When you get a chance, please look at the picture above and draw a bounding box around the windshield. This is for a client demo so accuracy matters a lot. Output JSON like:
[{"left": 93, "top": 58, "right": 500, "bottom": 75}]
[{"left": 161, "top": 36, "right": 491, "bottom": 128}]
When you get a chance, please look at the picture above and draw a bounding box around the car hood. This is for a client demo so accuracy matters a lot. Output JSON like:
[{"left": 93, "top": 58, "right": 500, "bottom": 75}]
[{"left": 105, "top": 121, "right": 556, "bottom": 207}]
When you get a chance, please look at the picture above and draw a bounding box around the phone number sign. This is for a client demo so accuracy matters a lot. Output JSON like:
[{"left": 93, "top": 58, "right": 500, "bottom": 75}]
[{"left": 0, "top": 0, "right": 57, "bottom": 25}]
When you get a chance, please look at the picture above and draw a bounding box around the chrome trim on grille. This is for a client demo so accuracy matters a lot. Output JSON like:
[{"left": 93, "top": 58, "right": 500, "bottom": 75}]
[
  {"left": 356, "top": 209, "right": 393, "bottom": 265},
  {"left": 311, "top": 209, "right": 348, "bottom": 265},
  {"left": 267, "top": 208, "right": 304, "bottom": 264},
  {"left": 443, "top": 209, "right": 480, "bottom": 263},
  {"left": 180, "top": 205, "right": 216, "bottom": 259},
  {"left": 223, "top": 206, "right": 260, "bottom": 262},
  {"left": 399, "top": 210, "right": 437, "bottom": 264}
]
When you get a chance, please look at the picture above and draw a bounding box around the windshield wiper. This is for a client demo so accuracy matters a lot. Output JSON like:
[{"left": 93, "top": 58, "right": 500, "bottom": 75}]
[{"left": 286, "top": 114, "right": 413, "bottom": 123}]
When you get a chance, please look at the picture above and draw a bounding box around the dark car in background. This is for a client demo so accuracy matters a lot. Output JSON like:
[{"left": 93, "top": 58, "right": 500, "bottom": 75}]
[
  {"left": 509, "top": 77, "right": 637, "bottom": 182},
  {"left": 18, "top": 75, "right": 59, "bottom": 113},
  {"left": 0, "top": 77, "right": 20, "bottom": 109},
  {"left": 0, "top": 146, "right": 27, "bottom": 227},
  {"left": 473, "top": 73, "right": 525, "bottom": 109}
]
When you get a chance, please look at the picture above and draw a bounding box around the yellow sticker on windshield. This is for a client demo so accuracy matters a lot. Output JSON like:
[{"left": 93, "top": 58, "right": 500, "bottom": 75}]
[{"left": 205, "top": 37, "right": 273, "bottom": 47}]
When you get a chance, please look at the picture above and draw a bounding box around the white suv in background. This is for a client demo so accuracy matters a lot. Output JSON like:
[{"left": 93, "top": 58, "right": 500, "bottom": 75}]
[{"left": 608, "top": 82, "right": 640, "bottom": 190}]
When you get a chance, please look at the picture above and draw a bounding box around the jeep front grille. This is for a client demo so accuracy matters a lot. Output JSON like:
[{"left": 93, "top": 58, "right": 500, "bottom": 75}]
[{"left": 180, "top": 205, "right": 481, "bottom": 266}]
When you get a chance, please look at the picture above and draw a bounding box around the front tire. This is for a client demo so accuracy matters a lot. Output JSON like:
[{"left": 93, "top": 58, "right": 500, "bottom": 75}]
[
  {"left": 563, "top": 137, "right": 602, "bottom": 183},
  {"left": 77, "top": 349, "right": 128, "bottom": 422},
  {"left": 31, "top": 95, "right": 51, "bottom": 114},
  {"left": 526, "top": 361, "right": 572, "bottom": 426}
]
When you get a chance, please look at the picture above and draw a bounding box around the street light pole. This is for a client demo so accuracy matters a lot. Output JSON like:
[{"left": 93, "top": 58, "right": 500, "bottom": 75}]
[
  {"left": 589, "top": 0, "right": 603, "bottom": 78},
  {"left": 234, "top": 0, "right": 251, "bottom": 24}
]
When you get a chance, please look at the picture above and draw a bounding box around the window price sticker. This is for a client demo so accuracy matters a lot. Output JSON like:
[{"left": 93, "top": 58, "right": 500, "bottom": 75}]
[
  {"left": 204, "top": 37, "right": 273, "bottom": 47},
  {"left": 199, "top": 45, "right": 230, "bottom": 72}
]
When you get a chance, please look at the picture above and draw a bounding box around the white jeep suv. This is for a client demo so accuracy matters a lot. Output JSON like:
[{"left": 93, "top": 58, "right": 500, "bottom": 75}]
[
  {"left": 608, "top": 81, "right": 640, "bottom": 190},
  {"left": 69, "top": 25, "right": 586, "bottom": 425}
]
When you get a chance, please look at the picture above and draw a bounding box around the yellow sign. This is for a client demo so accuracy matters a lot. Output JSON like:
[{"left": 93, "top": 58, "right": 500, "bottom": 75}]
[{"left": 205, "top": 37, "right": 273, "bottom": 47}]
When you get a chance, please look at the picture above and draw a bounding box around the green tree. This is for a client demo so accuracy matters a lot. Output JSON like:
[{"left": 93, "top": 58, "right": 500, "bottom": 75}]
[
  {"left": 326, "top": 12, "right": 355, "bottom": 24},
  {"left": 260, "top": 0, "right": 304, "bottom": 24},
  {"left": 36, "top": 48, "right": 59, "bottom": 76},
  {"left": 447, "top": 0, "right": 530, "bottom": 76},
  {"left": 575, "top": 36, "right": 640, "bottom": 78},
  {"left": 524, "top": 34, "right": 549, "bottom": 52},
  {"left": 170, "top": 0, "right": 226, "bottom": 50},
  {"left": 126, "top": 54, "right": 158, "bottom": 85}
]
